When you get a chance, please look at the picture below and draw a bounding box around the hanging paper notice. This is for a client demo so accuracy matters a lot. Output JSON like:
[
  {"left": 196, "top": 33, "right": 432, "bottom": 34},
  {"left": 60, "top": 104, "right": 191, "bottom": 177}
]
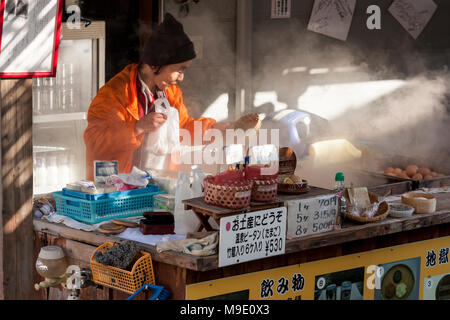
[
  {"left": 307, "top": 0, "right": 356, "bottom": 41},
  {"left": 287, "top": 194, "right": 338, "bottom": 239},
  {"left": 388, "top": 0, "right": 437, "bottom": 40},
  {"left": 0, "top": 0, "right": 63, "bottom": 78},
  {"left": 219, "top": 207, "right": 287, "bottom": 268}
]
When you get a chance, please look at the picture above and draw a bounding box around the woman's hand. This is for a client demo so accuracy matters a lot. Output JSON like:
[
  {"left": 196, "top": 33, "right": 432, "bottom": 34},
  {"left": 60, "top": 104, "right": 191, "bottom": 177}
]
[{"left": 135, "top": 112, "right": 168, "bottom": 136}]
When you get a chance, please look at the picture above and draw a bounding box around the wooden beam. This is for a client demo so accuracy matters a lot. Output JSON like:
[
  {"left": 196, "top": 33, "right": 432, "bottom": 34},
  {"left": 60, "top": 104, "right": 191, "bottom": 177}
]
[{"left": 1, "top": 79, "right": 34, "bottom": 299}]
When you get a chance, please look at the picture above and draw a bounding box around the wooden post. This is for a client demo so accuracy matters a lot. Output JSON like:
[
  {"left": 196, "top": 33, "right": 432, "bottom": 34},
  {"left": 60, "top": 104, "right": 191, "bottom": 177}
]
[{"left": 1, "top": 79, "right": 34, "bottom": 299}]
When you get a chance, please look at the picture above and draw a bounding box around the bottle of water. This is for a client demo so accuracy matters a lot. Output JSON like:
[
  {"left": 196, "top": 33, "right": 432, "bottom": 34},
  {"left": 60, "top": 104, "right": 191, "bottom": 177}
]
[
  {"left": 334, "top": 172, "right": 347, "bottom": 228},
  {"left": 32, "top": 78, "right": 42, "bottom": 115}
]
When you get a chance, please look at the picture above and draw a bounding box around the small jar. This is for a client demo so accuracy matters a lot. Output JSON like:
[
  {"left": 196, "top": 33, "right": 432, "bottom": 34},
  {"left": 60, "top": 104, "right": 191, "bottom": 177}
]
[{"left": 35, "top": 246, "right": 68, "bottom": 279}]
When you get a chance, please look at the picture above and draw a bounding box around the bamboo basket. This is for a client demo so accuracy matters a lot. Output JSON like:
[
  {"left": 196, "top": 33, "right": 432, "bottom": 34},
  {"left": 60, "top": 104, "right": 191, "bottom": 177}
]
[
  {"left": 344, "top": 190, "right": 390, "bottom": 223},
  {"left": 401, "top": 192, "right": 436, "bottom": 214},
  {"left": 203, "top": 176, "right": 253, "bottom": 209}
]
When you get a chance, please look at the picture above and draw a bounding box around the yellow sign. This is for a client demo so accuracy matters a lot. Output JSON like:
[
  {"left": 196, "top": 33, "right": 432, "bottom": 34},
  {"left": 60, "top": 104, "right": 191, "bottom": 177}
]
[{"left": 186, "top": 236, "right": 450, "bottom": 300}]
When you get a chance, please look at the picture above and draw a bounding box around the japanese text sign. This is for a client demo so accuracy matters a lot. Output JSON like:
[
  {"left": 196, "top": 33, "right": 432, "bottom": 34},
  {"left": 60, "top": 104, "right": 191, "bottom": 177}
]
[
  {"left": 287, "top": 194, "right": 338, "bottom": 238},
  {"left": 219, "top": 207, "right": 287, "bottom": 268}
]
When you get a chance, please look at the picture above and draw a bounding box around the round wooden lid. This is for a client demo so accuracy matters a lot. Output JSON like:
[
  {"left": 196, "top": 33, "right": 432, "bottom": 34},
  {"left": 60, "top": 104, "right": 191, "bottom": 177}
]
[{"left": 98, "top": 223, "right": 126, "bottom": 235}]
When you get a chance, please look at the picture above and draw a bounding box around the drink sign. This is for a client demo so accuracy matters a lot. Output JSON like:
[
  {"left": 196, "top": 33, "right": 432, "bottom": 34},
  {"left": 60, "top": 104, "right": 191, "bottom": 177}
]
[
  {"left": 219, "top": 207, "right": 287, "bottom": 268},
  {"left": 287, "top": 194, "right": 338, "bottom": 238}
]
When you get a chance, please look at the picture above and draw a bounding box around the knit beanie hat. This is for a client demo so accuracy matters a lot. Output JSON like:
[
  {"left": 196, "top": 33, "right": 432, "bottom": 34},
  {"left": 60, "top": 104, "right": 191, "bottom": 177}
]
[{"left": 142, "top": 13, "right": 196, "bottom": 66}]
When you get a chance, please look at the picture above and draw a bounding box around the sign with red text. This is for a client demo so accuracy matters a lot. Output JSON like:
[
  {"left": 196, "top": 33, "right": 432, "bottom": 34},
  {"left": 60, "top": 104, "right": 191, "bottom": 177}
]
[{"left": 219, "top": 207, "right": 287, "bottom": 268}]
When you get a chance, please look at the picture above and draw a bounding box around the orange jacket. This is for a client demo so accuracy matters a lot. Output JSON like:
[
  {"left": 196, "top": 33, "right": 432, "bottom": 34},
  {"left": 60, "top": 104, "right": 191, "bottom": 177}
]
[{"left": 84, "top": 64, "right": 216, "bottom": 181}]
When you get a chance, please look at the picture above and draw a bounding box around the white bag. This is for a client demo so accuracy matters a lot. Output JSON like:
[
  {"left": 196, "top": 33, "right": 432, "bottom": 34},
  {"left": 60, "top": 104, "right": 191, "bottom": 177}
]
[
  {"left": 142, "top": 101, "right": 180, "bottom": 156},
  {"left": 173, "top": 167, "right": 206, "bottom": 235}
]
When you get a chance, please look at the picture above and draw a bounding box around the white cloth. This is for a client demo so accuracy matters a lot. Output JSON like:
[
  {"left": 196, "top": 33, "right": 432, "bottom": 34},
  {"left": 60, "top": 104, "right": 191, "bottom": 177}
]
[
  {"left": 43, "top": 213, "right": 112, "bottom": 232},
  {"left": 116, "top": 227, "right": 185, "bottom": 246}
]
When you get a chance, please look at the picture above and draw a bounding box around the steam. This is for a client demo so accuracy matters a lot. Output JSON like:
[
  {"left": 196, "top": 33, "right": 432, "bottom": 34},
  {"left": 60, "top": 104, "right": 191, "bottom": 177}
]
[{"left": 159, "top": 4, "right": 449, "bottom": 186}]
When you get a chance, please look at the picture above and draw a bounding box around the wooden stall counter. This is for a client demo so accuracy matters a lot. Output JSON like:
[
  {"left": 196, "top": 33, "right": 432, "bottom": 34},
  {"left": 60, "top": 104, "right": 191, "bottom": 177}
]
[{"left": 33, "top": 187, "right": 450, "bottom": 300}]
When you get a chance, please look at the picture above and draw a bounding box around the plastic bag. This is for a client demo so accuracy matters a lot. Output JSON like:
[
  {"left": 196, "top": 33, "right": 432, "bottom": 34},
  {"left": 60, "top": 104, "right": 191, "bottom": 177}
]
[
  {"left": 142, "top": 103, "right": 180, "bottom": 156},
  {"left": 173, "top": 167, "right": 207, "bottom": 235}
]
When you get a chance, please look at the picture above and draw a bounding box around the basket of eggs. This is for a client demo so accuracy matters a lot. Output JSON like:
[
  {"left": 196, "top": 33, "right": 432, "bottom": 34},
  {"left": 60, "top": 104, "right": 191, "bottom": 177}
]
[
  {"left": 277, "top": 147, "right": 310, "bottom": 194},
  {"left": 384, "top": 165, "right": 445, "bottom": 181},
  {"left": 203, "top": 170, "right": 253, "bottom": 210}
]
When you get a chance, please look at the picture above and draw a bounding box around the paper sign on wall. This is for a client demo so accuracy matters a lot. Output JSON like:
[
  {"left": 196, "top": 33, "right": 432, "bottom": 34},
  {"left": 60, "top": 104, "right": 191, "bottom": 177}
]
[
  {"left": 219, "top": 207, "right": 287, "bottom": 268},
  {"left": 307, "top": 0, "right": 356, "bottom": 41},
  {"left": 388, "top": 0, "right": 437, "bottom": 40},
  {"left": 0, "top": 0, "right": 63, "bottom": 78},
  {"left": 287, "top": 194, "right": 338, "bottom": 238}
]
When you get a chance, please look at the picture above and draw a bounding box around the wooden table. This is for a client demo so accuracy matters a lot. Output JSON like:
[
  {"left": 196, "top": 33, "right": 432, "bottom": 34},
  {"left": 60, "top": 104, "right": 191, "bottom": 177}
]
[
  {"left": 32, "top": 185, "right": 450, "bottom": 300},
  {"left": 183, "top": 186, "right": 332, "bottom": 232}
]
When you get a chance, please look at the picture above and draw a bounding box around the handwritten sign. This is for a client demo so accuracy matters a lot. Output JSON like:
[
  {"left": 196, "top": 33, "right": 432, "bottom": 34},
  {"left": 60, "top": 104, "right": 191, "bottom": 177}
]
[
  {"left": 0, "top": 0, "right": 63, "bottom": 78},
  {"left": 219, "top": 207, "right": 287, "bottom": 268},
  {"left": 307, "top": 0, "right": 356, "bottom": 41},
  {"left": 249, "top": 145, "right": 278, "bottom": 164},
  {"left": 388, "top": 0, "right": 437, "bottom": 40},
  {"left": 224, "top": 144, "right": 244, "bottom": 165},
  {"left": 287, "top": 194, "right": 338, "bottom": 238}
]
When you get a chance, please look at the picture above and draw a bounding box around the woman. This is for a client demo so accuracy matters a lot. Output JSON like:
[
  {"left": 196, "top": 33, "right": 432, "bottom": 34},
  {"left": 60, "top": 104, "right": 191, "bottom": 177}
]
[{"left": 84, "top": 13, "right": 233, "bottom": 180}]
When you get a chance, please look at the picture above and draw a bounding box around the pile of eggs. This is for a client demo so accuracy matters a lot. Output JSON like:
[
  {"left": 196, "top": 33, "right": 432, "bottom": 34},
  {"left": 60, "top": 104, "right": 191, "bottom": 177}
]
[{"left": 384, "top": 165, "right": 445, "bottom": 180}]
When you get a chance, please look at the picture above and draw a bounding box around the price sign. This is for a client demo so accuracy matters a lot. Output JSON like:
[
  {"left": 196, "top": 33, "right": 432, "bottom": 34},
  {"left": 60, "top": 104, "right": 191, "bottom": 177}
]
[
  {"left": 219, "top": 207, "right": 287, "bottom": 268},
  {"left": 287, "top": 194, "right": 338, "bottom": 238},
  {"left": 224, "top": 144, "right": 244, "bottom": 164},
  {"left": 249, "top": 145, "right": 278, "bottom": 164}
]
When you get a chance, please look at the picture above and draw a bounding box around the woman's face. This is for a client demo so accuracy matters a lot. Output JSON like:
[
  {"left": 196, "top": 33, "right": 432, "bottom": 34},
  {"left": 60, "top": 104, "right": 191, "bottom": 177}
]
[{"left": 153, "top": 60, "right": 193, "bottom": 91}]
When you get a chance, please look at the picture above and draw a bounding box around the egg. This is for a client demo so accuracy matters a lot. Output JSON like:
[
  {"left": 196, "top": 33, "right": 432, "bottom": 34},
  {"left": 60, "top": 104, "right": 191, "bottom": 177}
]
[
  {"left": 399, "top": 172, "right": 410, "bottom": 179},
  {"left": 430, "top": 172, "right": 439, "bottom": 177},
  {"left": 394, "top": 168, "right": 403, "bottom": 175},
  {"left": 424, "top": 174, "right": 433, "bottom": 180},
  {"left": 412, "top": 173, "right": 423, "bottom": 180},
  {"left": 405, "top": 165, "right": 418, "bottom": 177},
  {"left": 418, "top": 168, "right": 431, "bottom": 176},
  {"left": 384, "top": 167, "right": 394, "bottom": 174},
  {"left": 386, "top": 172, "right": 397, "bottom": 177}
]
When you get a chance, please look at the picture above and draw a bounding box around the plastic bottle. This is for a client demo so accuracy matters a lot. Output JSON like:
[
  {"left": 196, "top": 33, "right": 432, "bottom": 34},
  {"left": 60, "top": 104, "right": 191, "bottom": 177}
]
[
  {"left": 32, "top": 78, "right": 42, "bottom": 115},
  {"left": 35, "top": 156, "right": 47, "bottom": 189},
  {"left": 334, "top": 172, "right": 347, "bottom": 228},
  {"left": 58, "top": 152, "right": 70, "bottom": 187},
  {"left": 47, "top": 154, "right": 59, "bottom": 188}
]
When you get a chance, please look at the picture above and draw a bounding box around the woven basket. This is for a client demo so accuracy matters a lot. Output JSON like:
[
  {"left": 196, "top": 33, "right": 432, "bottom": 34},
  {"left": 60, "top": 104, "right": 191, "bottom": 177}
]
[
  {"left": 344, "top": 190, "right": 390, "bottom": 223},
  {"left": 251, "top": 179, "right": 278, "bottom": 202},
  {"left": 203, "top": 176, "right": 253, "bottom": 209},
  {"left": 278, "top": 180, "right": 310, "bottom": 194},
  {"left": 401, "top": 192, "right": 436, "bottom": 214}
]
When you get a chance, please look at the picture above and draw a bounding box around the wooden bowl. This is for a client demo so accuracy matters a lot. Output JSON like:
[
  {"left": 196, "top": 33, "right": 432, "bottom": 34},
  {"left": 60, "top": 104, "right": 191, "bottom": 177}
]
[
  {"left": 401, "top": 192, "right": 436, "bottom": 214},
  {"left": 344, "top": 190, "right": 390, "bottom": 223},
  {"left": 278, "top": 180, "right": 310, "bottom": 194}
]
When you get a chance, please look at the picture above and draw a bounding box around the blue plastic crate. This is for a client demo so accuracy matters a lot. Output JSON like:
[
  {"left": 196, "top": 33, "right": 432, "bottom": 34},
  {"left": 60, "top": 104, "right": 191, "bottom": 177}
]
[
  {"left": 53, "top": 185, "right": 165, "bottom": 224},
  {"left": 62, "top": 185, "right": 161, "bottom": 201}
]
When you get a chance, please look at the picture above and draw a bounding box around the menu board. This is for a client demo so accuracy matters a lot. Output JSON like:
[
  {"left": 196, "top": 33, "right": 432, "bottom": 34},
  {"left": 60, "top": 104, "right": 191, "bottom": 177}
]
[
  {"left": 307, "top": 0, "right": 356, "bottom": 41},
  {"left": 388, "top": 0, "right": 437, "bottom": 40},
  {"left": 287, "top": 194, "right": 338, "bottom": 239},
  {"left": 0, "top": 0, "right": 63, "bottom": 78},
  {"left": 219, "top": 207, "right": 287, "bottom": 268}
]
